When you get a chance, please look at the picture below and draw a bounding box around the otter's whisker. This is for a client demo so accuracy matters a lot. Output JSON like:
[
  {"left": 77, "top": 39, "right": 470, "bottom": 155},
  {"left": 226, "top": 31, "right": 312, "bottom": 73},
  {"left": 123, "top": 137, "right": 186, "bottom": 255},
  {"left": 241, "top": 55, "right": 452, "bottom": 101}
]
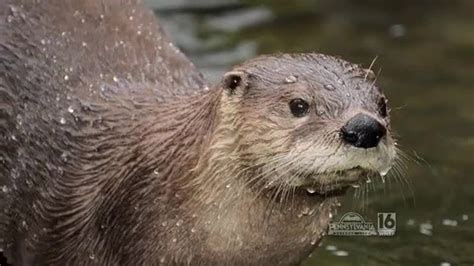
[{"left": 364, "top": 55, "right": 379, "bottom": 82}]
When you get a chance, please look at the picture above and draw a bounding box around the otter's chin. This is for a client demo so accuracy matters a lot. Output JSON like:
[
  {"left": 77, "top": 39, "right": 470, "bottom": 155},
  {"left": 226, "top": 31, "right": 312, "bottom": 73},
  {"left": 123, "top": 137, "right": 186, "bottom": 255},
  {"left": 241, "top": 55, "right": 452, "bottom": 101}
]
[{"left": 299, "top": 167, "right": 381, "bottom": 196}]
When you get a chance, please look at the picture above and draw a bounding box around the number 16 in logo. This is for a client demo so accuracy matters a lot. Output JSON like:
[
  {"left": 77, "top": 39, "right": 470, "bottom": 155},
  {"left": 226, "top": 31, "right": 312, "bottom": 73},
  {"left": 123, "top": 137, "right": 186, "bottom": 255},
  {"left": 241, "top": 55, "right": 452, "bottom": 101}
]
[{"left": 377, "top": 212, "right": 396, "bottom": 236}]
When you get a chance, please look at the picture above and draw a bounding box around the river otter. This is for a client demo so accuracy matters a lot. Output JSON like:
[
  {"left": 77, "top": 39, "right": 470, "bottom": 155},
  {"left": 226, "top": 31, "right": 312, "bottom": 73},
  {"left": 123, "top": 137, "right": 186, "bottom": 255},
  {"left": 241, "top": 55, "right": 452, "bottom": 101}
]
[{"left": 0, "top": 0, "right": 396, "bottom": 265}]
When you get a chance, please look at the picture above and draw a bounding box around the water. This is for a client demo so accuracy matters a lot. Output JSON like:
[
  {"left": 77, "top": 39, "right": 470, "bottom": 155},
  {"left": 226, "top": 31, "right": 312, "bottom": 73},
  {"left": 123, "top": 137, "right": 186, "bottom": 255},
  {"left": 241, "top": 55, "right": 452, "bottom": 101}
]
[{"left": 148, "top": 0, "right": 474, "bottom": 265}]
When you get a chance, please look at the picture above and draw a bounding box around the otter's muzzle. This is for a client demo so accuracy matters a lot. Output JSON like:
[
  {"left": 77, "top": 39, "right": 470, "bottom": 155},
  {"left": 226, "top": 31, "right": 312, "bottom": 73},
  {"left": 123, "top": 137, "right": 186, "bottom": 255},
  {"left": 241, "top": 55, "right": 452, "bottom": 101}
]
[{"left": 340, "top": 114, "right": 386, "bottom": 149}]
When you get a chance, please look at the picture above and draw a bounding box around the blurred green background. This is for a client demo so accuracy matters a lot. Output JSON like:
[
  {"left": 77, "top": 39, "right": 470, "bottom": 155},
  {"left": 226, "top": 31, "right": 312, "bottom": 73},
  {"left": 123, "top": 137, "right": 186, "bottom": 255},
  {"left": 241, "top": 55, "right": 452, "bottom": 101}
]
[{"left": 146, "top": 0, "right": 474, "bottom": 265}]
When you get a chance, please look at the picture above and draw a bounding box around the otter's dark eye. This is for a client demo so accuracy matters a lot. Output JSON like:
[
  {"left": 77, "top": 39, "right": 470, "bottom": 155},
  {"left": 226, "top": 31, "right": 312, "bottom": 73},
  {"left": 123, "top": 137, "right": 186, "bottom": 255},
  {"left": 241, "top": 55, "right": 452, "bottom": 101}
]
[
  {"left": 228, "top": 76, "right": 241, "bottom": 90},
  {"left": 378, "top": 97, "right": 388, "bottom": 118},
  {"left": 289, "top": 98, "right": 309, "bottom": 117}
]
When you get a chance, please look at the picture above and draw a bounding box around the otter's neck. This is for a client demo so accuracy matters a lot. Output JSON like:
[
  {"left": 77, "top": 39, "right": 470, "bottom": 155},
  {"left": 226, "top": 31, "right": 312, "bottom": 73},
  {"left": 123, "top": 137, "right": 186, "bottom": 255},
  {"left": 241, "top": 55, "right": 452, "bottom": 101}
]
[{"left": 173, "top": 92, "right": 340, "bottom": 265}]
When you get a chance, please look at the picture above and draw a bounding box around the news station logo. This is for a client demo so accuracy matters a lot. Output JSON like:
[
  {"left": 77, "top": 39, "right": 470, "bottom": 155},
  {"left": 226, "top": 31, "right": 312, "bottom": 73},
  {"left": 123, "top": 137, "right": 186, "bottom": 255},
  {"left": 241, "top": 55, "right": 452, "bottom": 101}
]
[{"left": 328, "top": 212, "right": 396, "bottom": 236}]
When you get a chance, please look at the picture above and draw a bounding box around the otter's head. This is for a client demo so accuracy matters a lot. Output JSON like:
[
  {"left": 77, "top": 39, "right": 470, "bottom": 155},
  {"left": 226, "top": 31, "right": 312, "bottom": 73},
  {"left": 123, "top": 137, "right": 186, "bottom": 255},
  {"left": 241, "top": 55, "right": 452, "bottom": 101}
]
[{"left": 219, "top": 53, "right": 396, "bottom": 195}]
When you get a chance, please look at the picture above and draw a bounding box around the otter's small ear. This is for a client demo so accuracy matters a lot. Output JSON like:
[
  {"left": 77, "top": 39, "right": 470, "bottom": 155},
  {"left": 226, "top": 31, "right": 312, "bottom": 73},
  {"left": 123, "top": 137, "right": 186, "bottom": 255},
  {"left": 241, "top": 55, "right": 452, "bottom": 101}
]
[{"left": 222, "top": 71, "right": 247, "bottom": 94}]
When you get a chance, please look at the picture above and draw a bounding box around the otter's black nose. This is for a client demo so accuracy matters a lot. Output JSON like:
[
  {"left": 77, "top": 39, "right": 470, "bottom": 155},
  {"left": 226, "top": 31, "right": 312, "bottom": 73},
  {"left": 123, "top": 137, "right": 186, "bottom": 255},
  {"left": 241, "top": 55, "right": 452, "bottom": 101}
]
[{"left": 340, "top": 114, "right": 386, "bottom": 149}]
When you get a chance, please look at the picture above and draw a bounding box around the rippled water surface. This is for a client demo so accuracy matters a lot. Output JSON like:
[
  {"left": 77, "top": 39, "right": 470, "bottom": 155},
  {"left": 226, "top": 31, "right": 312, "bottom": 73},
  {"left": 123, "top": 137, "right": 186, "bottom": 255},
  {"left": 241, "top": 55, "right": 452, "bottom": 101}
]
[{"left": 147, "top": 0, "right": 474, "bottom": 265}]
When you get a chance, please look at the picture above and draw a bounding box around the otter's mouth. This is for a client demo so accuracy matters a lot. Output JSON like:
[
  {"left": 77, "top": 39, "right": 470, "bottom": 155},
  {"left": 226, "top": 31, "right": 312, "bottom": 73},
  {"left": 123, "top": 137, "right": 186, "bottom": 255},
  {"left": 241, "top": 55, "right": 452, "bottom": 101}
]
[{"left": 301, "top": 167, "right": 380, "bottom": 196}]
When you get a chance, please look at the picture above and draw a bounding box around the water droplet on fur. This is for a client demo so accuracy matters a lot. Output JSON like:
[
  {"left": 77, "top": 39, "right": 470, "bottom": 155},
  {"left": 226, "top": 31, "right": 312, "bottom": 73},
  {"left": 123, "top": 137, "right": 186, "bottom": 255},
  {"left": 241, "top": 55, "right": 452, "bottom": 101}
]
[
  {"left": 333, "top": 250, "right": 349, "bottom": 257},
  {"left": 337, "top": 78, "right": 345, "bottom": 85},
  {"left": 311, "top": 239, "right": 317, "bottom": 245},
  {"left": 113, "top": 76, "right": 119, "bottom": 82},
  {"left": 315, "top": 106, "right": 326, "bottom": 116},
  {"left": 153, "top": 169, "right": 160, "bottom": 175},
  {"left": 2, "top": 186, "right": 8, "bottom": 193},
  {"left": 366, "top": 178, "right": 372, "bottom": 183},
  {"left": 284, "top": 75, "right": 298, "bottom": 84},
  {"left": 64, "top": 75, "right": 69, "bottom": 81},
  {"left": 82, "top": 42, "right": 87, "bottom": 47},
  {"left": 60, "top": 152, "right": 68, "bottom": 162},
  {"left": 264, "top": 180, "right": 275, "bottom": 188},
  {"left": 161, "top": 221, "right": 167, "bottom": 227},
  {"left": 306, "top": 187, "right": 316, "bottom": 194},
  {"left": 329, "top": 212, "right": 333, "bottom": 219},
  {"left": 324, "top": 84, "right": 336, "bottom": 91},
  {"left": 176, "top": 220, "right": 183, "bottom": 227},
  {"left": 301, "top": 206, "right": 310, "bottom": 215},
  {"left": 89, "top": 254, "right": 95, "bottom": 260},
  {"left": 172, "top": 238, "right": 177, "bottom": 243},
  {"left": 59, "top": 117, "right": 66, "bottom": 124},
  {"left": 67, "top": 106, "right": 74, "bottom": 113},
  {"left": 191, "top": 228, "right": 196, "bottom": 233},
  {"left": 225, "top": 184, "right": 231, "bottom": 188},
  {"left": 351, "top": 184, "right": 360, "bottom": 188},
  {"left": 379, "top": 165, "right": 391, "bottom": 177},
  {"left": 21, "top": 220, "right": 27, "bottom": 228}
]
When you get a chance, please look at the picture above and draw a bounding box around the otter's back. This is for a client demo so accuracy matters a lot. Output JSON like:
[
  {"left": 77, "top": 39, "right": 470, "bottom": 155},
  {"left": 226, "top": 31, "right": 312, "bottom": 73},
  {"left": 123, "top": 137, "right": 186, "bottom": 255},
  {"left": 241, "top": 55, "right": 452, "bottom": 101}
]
[{"left": 0, "top": 0, "right": 207, "bottom": 263}]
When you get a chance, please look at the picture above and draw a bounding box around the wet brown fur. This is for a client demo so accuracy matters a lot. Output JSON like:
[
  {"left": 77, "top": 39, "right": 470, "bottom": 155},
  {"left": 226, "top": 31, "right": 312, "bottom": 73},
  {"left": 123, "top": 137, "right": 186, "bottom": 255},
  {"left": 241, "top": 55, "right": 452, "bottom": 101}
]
[{"left": 0, "top": 1, "right": 391, "bottom": 265}]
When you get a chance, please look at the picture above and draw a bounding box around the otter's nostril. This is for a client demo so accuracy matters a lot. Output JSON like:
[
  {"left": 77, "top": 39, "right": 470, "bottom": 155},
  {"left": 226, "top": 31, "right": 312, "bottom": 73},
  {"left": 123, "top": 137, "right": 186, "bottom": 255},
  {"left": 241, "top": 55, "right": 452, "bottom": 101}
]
[
  {"left": 340, "top": 129, "right": 358, "bottom": 145},
  {"left": 340, "top": 114, "right": 386, "bottom": 149}
]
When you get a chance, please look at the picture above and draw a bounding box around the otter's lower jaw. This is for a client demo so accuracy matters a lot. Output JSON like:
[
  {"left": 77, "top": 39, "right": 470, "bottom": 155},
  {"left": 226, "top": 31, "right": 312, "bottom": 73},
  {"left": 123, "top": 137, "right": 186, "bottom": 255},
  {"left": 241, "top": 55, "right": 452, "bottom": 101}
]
[{"left": 299, "top": 167, "right": 380, "bottom": 196}]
